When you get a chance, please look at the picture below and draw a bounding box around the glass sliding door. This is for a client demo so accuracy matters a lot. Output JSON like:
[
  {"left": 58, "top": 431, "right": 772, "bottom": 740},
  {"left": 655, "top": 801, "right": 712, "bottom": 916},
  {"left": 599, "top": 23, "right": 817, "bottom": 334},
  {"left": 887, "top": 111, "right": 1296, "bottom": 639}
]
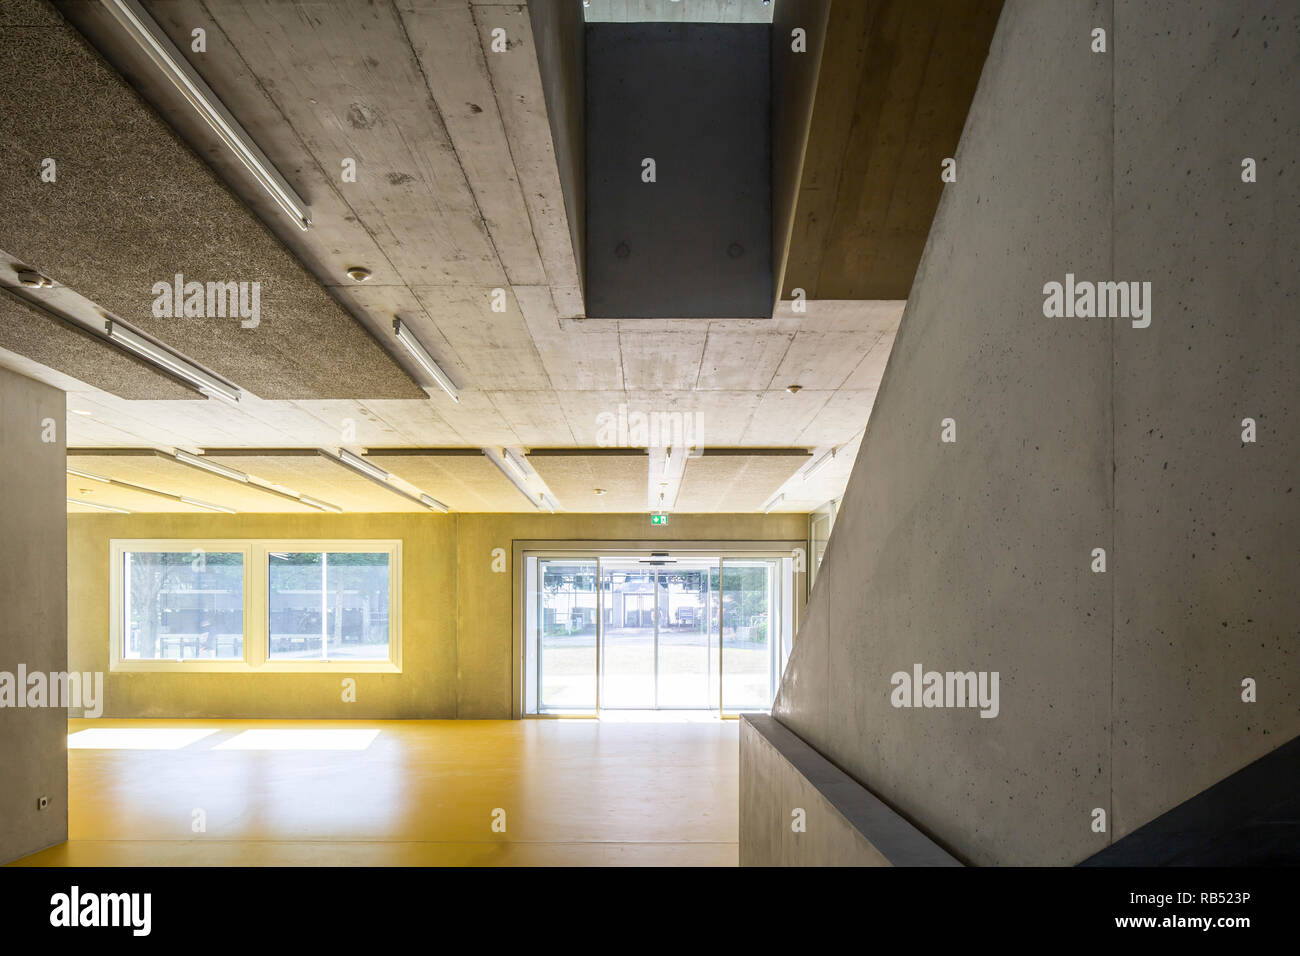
[
  {"left": 532, "top": 558, "right": 598, "bottom": 713},
  {"left": 720, "top": 558, "right": 780, "bottom": 713},
  {"left": 653, "top": 559, "right": 715, "bottom": 709},
  {"left": 600, "top": 561, "right": 657, "bottom": 708},
  {"left": 523, "top": 550, "right": 792, "bottom": 716}
]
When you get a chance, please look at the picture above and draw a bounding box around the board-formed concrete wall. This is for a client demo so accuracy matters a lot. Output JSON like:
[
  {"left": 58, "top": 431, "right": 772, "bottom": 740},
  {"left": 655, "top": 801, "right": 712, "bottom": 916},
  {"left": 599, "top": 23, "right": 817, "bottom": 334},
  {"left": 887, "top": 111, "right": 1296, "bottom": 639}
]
[
  {"left": 0, "top": 366, "right": 68, "bottom": 864},
  {"left": 762, "top": 0, "right": 1299, "bottom": 866}
]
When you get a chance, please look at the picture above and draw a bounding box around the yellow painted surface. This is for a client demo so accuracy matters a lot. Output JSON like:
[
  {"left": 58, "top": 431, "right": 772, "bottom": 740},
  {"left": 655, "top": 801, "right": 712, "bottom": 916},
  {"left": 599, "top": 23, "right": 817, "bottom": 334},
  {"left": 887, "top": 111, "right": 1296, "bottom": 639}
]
[
  {"left": 68, "top": 511, "right": 807, "bottom": 718},
  {"left": 11, "top": 718, "right": 740, "bottom": 866}
]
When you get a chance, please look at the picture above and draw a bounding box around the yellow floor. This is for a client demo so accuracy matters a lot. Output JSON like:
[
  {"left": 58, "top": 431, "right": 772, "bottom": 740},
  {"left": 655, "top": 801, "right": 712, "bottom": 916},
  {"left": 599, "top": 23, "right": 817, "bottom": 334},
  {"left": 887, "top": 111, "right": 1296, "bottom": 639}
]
[{"left": 12, "top": 718, "right": 739, "bottom": 866}]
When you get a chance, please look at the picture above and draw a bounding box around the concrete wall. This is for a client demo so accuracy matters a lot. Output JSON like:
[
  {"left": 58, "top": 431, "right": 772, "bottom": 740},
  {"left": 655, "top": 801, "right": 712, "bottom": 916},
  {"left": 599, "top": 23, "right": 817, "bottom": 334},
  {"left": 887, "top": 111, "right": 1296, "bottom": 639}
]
[
  {"left": 740, "top": 715, "right": 960, "bottom": 866},
  {"left": 1109, "top": 0, "right": 1300, "bottom": 842},
  {"left": 67, "top": 511, "right": 807, "bottom": 719},
  {"left": 763, "top": 0, "right": 1299, "bottom": 866},
  {"left": 0, "top": 366, "right": 68, "bottom": 864}
]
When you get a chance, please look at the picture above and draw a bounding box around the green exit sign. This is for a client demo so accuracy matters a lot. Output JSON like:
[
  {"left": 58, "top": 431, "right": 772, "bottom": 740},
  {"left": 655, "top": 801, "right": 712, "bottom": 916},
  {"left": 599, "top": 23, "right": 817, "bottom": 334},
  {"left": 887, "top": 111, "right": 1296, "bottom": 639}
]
[{"left": 650, "top": 513, "right": 668, "bottom": 526}]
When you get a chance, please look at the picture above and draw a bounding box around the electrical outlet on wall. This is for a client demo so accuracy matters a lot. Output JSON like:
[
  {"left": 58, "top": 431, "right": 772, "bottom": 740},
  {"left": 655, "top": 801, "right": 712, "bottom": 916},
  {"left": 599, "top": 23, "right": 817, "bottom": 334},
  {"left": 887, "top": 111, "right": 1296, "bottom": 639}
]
[{"left": 37, "top": 795, "right": 48, "bottom": 811}]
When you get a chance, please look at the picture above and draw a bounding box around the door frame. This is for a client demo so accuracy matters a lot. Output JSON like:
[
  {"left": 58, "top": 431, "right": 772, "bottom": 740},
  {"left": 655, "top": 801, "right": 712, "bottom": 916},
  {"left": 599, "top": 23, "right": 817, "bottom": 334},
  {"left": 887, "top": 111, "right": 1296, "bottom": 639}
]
[{"left": 513, "top": 539, "right": 805, "bottom": 718}]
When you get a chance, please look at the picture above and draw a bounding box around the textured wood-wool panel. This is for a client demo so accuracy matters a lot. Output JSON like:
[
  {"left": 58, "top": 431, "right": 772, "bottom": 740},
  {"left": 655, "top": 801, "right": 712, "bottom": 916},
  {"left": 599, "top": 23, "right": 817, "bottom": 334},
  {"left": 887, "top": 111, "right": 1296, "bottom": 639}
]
[
  {"left": 364, "top": 449, "right": 537, "bottom": 512},
  {"left": 0, "top": 290, "right": 200, "bottom": 399},
  {"left": 68, "top": 449, "right": 317, "bottom": 513},
  {"left": 202, "top": 450, "right": 424, "bottom": 513},
  {"left": 526, "top": 449, "right": 648, "bottom": 512},
  {"left": 0, "top": 10, "right": 422, "bottom": 399},
  {"left": 674, "top": 449, "right": 809, "bottom": 512}
]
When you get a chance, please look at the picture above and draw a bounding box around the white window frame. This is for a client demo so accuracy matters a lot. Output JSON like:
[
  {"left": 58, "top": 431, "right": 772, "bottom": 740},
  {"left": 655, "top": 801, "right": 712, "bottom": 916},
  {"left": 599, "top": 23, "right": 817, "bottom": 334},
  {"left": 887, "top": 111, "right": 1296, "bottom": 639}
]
[{"left": 109, "top": 538, "right": 402, "bottom": 674}]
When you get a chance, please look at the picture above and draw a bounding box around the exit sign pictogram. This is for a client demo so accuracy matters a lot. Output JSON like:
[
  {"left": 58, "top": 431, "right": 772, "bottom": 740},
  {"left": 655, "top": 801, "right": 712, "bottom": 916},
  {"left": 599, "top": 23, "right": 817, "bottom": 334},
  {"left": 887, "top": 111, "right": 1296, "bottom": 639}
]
[{"left": 651, "top": 513, "right": 667, "bottom": 525}]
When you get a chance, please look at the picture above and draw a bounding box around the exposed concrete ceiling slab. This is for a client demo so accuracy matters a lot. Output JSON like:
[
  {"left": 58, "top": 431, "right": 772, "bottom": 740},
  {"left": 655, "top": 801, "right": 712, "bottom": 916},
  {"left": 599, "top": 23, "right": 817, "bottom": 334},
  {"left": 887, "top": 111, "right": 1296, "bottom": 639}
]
[
  {"left": 363, "top": 448, "right": 535, "bottom": 513},
  {"left": 0, "top": 289, "right": 198, "bottom": 400},
  {"left": 68, "top": 448, "right": 317, "bottom": 514},
  {"left": 201, "top": 449, "right": 425, "bottom": 513},
  {"left": 1, "top": 0, "right": 928, "bottom": 514},
  {"left": 526, "top": 449, "right": 649, "bottom": 512},
  {"left": 464, "top": 2, "right": 585, "bottom": 303},
  {"left": 675, "top": 448, "right": 810, "bottom": 512},
  {"left": 0, "top": 5, "right": 422, "bottom": 400}
]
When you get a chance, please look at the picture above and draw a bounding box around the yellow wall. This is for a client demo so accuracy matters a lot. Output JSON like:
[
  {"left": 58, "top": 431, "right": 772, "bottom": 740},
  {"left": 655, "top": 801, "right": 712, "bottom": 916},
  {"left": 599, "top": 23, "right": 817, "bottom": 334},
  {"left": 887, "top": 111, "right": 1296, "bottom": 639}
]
[{"left": 68, "top": 512, "right": 809, "bottom": 718}]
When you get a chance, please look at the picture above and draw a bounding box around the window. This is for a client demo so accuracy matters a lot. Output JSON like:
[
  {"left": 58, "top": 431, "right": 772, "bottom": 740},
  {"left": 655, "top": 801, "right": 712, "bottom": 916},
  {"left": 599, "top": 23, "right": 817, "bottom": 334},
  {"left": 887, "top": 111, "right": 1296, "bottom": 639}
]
[
  {"left": 268, "top": 552, "right": 391, "bottom": 661},
  {"left": 111, "top": 540, "right": 400, "bottom": 672},
  {"left": 121, "top": 550, "right": 245, "bottom": 661}
]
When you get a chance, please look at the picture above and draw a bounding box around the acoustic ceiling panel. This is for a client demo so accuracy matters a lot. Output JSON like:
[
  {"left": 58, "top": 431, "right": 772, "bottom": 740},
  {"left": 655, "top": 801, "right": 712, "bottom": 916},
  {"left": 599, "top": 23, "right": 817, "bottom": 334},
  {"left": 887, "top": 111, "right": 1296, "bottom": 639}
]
[
  {"left": 202, "top": 449, "right": 425, "bottom": 513},
  {"left": 362, "top": 449, "right": 534, "bottom": 512},
  {"left": 673, "top": 449, "right": 810, "bottom": 512},
  {"left": 67, "top": 449, "right": 317, "bottom": 513},
  {"left": 65, "top": 472, "right": 205, "bottom": 514},
  {"left": 0, "top": 289, "right": 199, "bottom": 399},
  {"left": 526, "top": 449, "right": 648, "bottom": 512},
  {"left": 0, "top": 9, "right": 422, "bottom": 399}
]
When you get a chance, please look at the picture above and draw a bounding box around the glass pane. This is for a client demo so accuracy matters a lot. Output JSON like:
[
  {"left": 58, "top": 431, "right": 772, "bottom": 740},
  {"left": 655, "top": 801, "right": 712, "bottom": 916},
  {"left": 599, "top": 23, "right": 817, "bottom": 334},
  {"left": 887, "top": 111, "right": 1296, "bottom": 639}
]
[
  {"left": 323, "top": 553, "right": 390, "bottom": 660},
  {"left": 656, "top": 562, "right": 715, "bottom": 708},
  {"left": 268, "top": 552, "right": 324, "bottom": 659},
  {"left": 537, "top": 559, "right": 598, "bottom": 712},
  {"left": 122, "top": 551, "right": 243, "bottom": 660},
  {"left": 721, "top": 559, "right": 777, "bottom": 712},
  {"left": 601, "top": 563, "right": 656, "bottom": 708},
  {"left": 268, "top": 552, "right": 391, "bottom": 661}
]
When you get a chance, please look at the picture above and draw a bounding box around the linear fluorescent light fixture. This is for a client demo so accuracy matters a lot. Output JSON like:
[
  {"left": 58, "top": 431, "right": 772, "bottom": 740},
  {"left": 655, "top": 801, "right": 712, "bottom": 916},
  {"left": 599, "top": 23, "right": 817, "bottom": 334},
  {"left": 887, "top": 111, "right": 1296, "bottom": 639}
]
[
  {"left": 393, "top": 318, "right": 459, "bottom": 403},
  {"left": 67, "top": 468, "right": 111, "bottom": 484},
  {"left": 105, "top": 320, "right": 241, "bottom": 403},
  {"left": 338, "top": 449, "right": 389, "bottom": 482},
  {"left": 68, "top": 497, "right": 130, "bottom": 514},
  {"left": 420, "top": 493, "right": 449, "bottom": 513},
  {"left": 181, "top": 496, "right": 235, "bottom": 514},
  {"left": 763, "top": 493, "right": 784, "bottom": 515},
  {"left": 502, "top": 449, "right": 529, "bottom": 483},
  {"left": 102, "top": 0, "right": 311, "bottom": 230},
  {"left": 802, "top": 448, "right": 835, "bottom": 481},
  {"left": 299, "top": 495, "right": 342, "bottom": 514},
  {"left": 174, "top": 449, "right": 248, "bottom": 482}
]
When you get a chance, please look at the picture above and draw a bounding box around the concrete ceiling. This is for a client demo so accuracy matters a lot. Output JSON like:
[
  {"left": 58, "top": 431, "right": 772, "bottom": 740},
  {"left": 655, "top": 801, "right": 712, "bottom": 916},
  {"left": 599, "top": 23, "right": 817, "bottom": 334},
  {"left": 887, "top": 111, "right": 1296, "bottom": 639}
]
[
  {"left": 0, "top": 0, "right": 421, "bottom": 400},
  {"left": 0, "top": 0, "right": 971, "bottom": 513}
]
